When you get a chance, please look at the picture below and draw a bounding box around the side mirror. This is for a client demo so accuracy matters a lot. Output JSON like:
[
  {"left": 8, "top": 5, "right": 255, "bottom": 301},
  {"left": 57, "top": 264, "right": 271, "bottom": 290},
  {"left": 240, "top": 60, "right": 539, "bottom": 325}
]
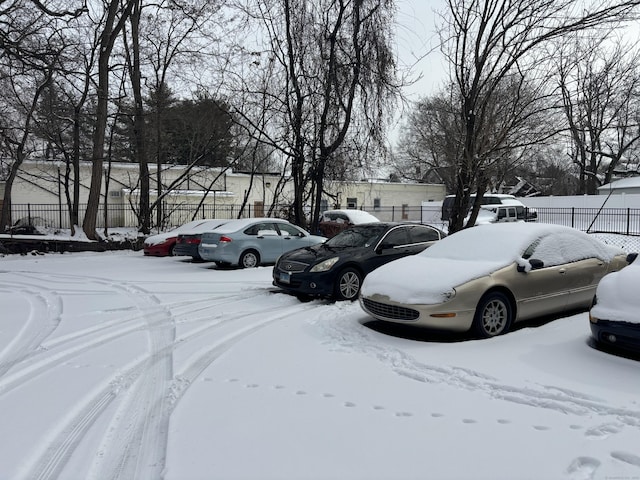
[
  {"left": 529, "top": 258, "right": 544, "bottom": 270},
  {"left": 517, "top": 258, "right": 544, "bottom": 273},
  {"left": 627, "top": 252, "right": 638, "bottom": 264},
  {"left": 375, "top": 243, "right": 392, "bottom": 254}
]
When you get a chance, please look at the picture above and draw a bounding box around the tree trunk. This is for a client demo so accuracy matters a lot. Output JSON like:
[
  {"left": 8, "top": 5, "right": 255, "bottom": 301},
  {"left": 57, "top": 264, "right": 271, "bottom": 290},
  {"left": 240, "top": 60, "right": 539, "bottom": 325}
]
[{"left": 83, "top": 0, "right": 135, "bottom": 240}]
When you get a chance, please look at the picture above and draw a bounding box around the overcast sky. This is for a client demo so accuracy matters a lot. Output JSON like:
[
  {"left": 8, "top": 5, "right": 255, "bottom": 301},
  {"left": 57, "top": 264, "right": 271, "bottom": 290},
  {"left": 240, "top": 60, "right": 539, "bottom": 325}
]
[{"left": 394, "top": 0, "right": 448, "bottom": 101}]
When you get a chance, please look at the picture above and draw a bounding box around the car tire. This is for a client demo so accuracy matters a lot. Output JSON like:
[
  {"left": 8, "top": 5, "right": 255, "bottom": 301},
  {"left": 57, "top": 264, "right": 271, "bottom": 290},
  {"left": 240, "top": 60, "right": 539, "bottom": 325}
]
[
  {"left": 168, "top": 244, "right": 176, "bottom": 256},
  {"left": 239, "top": 250, "right": 260, "bottom": 268},
  {"left": 334, "top": 268, "right": 362, "bottom": 301},
  {"left": 473, "top": 291, "right": 513, "bottom": 338},
  {"left": 215, "top": 261, "right": 230, "bottom": 268}
]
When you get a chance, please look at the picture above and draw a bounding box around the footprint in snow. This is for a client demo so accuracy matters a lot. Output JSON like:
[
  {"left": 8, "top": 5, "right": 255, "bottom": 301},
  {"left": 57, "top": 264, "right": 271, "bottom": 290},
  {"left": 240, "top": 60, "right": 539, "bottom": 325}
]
[
  {"left": 611, "top": 451, "right": 640, "bottom": 467},
  {"left": 566, "top": 456, "right": 601, "bottom": 480},
  {"left": 533, "top": 425, "right": 551, "bottom": 431},
  {"left": 585, "top": 423, "right": 622, "bottom": 439}
]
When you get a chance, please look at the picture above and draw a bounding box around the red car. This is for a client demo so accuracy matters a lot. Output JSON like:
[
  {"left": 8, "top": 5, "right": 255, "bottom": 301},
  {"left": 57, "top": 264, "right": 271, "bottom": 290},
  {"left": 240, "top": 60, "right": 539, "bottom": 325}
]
[{"left": 143, "top": 219, "right": 226, "bottom": 257}]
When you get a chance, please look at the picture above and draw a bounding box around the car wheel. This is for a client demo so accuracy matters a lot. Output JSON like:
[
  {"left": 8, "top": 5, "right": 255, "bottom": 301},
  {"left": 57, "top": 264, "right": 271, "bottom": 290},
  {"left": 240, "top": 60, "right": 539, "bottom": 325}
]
[
  {"left": 334, "top": 268, "right": 362, "bottom": 301},
  {"left": 473, "top": 291, "right": 513, "bottom": 338},
  {"left": 239, "top": 250, "right": 260, "bottom": 268},
  {"left": 168, "top": 244, "right": 175, "bottom": 256}
]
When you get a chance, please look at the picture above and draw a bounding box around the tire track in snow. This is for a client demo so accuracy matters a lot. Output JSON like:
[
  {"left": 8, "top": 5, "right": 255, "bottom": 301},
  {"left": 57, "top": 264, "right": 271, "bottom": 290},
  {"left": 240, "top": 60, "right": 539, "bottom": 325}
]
[
  {"left": 0, "top": 282, "right": 62, "bottom": 377},
  {"left": 14, "top": 273, "right": 313, "bottom": 480},
  {"left": 88, "top": 299, "right": 325, "bottom": 480},
  {"left": 0, "top": 277, "right": 272, "bottom": 399}
]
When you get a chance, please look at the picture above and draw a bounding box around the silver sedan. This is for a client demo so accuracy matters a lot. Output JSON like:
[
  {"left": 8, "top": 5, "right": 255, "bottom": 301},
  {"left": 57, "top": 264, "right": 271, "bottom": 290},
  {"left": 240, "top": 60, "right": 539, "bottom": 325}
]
[{"left": 199, "top": 218, "right": 326, "bottom": 268}]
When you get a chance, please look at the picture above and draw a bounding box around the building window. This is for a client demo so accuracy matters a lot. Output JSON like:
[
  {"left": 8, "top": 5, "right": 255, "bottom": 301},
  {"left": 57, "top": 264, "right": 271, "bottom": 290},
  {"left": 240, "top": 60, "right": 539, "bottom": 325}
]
[
  {"left": 373, "top": 198, "right": 381, "bottom": 211},
  {"left": 402, "top": 203, "right": 409, "bottom": 220},
  {"left": 347, "top": 197, "right": 357, "bottom": 209}
]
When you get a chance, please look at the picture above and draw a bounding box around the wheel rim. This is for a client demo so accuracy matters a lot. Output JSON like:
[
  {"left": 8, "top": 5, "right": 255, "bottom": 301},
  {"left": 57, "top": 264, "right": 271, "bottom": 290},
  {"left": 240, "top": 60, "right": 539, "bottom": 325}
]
[
  {"left": 242, "top": 253, "right": 258, "bottom": 268},
  {"left": 339, "top": 271, "right": 360, "bottom": 299},
  {"left": 481, "top": 299, "right": 508, "bottom": 336}
]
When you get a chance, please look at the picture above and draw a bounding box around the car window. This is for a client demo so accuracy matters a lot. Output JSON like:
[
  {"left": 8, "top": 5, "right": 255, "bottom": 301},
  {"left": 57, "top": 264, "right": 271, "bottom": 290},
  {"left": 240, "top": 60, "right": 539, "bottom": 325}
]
[
  {"left": 380, "top": 227, "right": 410, "bottom": 247},
  {"left": 526, "top": 233, "right": 599, "bottom": 267},
  {"left": 244, "top": 222, "right": 279, "bottom": 236},
  {"left": 278, "top": 223, "right": 304, "bottom": 236},
  {"left": 326, "top": 224, "right": 387, "bottom": 247},
  {"left": 409, "top": 225, "right": 440, "bottom": 243}
]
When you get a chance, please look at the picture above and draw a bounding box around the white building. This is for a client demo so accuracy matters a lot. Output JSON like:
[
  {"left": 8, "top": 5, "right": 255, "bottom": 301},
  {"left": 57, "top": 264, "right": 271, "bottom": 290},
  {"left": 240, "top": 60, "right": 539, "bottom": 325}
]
[{"left": 3, "top": 160, "right": 446, "bottom": 228}]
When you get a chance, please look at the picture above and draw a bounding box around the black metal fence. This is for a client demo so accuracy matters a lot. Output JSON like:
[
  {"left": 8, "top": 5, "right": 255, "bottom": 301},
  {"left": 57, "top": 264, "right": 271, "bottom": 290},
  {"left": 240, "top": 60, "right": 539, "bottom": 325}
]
[{"left": 8, "top": 202, "right": 640, "bottom": 236}]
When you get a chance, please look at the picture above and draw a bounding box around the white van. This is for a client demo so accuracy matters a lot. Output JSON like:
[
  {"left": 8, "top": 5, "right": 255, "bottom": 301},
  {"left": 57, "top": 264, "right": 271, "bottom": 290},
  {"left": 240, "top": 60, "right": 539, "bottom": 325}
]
[
  {"left": 441, "top": 193, "right": 536, "bottom": 222},
  {"left": 469, "top": 205, "right": 520, "bottom": 225}
]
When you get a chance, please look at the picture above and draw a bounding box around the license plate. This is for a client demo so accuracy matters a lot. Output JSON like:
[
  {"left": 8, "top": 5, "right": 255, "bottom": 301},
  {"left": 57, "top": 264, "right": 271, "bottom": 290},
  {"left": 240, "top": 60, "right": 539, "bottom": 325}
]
[{"left": 279, "top": 272, "right": 291, "bottom": 284}]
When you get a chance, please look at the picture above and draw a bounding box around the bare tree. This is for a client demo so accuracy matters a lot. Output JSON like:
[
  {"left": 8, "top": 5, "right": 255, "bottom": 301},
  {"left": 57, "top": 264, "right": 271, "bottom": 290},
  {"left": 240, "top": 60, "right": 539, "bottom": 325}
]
[
  {"left": 0, "top": 1, "right": 84, "bottom": 231},
  {"left": 439, "top": 0, "right": 640, "bottom": 233},
  {"left": 556, "top": 34, "right": 640, "bottom": 194},
  {"left": 394, "top": 76, "right": 558, "bottom": 211},
  {"left": 235, "top": 0, "right": 398, "bottom": 230},
  {"left": 32, "top": 16, "right": 99, "bottom": 234},
  {"left": 83, "top": 0, "right": 136, "bottom": 240}
]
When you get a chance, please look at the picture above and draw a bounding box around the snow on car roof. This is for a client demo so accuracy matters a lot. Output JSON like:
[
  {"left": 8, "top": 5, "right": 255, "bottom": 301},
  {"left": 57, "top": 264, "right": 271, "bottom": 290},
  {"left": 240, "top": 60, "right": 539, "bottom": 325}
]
[
  {"left": 145, "top": 219, "right": 221, "bottom": 244},
  {"left": 322, "top": 209, "right": 379, "bottom": 224},
  {"left": 210, "top": 217, "right": 290, "bottom": 233},
  {"left": 422, "top": 222, "right": 616, "bottom": 262}
]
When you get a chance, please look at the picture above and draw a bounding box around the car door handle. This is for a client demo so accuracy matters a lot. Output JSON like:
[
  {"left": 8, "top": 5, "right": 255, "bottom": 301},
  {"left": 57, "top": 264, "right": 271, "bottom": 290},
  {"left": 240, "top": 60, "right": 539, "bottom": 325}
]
[{"left": 559, "top": 268, "right": 566, "bottom": 274}]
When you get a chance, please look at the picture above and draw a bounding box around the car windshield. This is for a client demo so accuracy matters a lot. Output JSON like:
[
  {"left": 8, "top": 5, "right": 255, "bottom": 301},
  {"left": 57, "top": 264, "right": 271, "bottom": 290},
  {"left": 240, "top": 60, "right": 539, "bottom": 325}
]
[{"left": 325, "top": 224, "right": 387, "bottom": 248}]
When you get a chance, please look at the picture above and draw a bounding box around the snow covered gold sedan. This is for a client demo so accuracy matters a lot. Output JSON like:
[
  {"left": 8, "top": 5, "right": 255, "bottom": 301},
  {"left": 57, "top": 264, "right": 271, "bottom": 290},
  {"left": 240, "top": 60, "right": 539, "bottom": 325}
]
[{"left": 359, "top": 223, "right": 632, "bottom": 338}]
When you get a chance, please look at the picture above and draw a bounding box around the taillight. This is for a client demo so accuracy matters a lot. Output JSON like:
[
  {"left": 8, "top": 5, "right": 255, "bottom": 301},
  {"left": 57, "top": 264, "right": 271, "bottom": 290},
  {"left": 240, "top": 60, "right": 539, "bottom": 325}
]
[
  {"left": 219, "top": 236, "right": 232, "bottom": 243},
  {"left": 186, "top": 238, "right": 201, "bottom": 244}
]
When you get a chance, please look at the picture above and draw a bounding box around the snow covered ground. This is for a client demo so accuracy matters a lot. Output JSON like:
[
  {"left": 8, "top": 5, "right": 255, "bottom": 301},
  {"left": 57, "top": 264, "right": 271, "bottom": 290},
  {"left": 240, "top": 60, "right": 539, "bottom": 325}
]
[{"left": 1, "top": 250, "right": 640, "bottom": 480}]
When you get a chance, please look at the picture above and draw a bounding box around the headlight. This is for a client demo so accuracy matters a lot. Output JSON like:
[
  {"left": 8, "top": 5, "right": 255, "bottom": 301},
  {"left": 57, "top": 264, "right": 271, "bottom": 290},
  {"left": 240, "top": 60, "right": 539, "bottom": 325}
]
[{"left": 310, "top": 257, "right": 340, "bottom": 272}]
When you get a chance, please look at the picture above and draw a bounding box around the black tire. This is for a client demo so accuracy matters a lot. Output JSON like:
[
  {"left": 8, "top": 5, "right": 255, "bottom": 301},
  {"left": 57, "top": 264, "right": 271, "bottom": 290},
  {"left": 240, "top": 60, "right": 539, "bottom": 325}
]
[
  {"left": 239, "top": 250, "right": 260, "bottom": 268},
  {"left": 214, "top": 261, "right": 230, "bottom": 268},
  {"left": 168, "top": 244, "right": 176, "bottom": 256},
  {"left": 472, "top": 291, "right": 513, "bottom": 338},
  {"left": 334, "top": 268, "right": 362, "bottom": 301}
]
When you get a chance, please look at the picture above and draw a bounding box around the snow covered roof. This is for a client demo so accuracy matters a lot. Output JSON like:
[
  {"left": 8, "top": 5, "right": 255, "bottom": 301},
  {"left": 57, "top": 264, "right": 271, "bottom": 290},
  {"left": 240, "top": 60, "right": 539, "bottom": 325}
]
[
  {"left": 321, "top": 209, "right": 380, "bottom": 224},
  {"left": 597, "top": 176, "right": 640, "bottom": 191}
]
